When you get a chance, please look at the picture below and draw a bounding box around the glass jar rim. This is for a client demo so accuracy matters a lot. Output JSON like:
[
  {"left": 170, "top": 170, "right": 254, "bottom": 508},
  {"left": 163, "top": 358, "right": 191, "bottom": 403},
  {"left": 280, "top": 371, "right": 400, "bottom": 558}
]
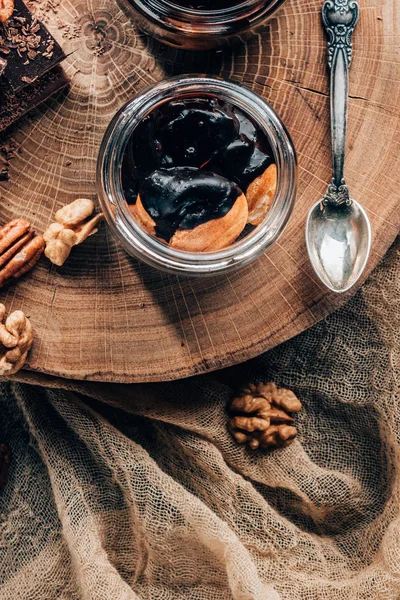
[
  {"left": 131, "top": 0, "right": 274, "bottom": 24},
  {"left": 97, "top": 75, "right": 297, "bottom": 276}
]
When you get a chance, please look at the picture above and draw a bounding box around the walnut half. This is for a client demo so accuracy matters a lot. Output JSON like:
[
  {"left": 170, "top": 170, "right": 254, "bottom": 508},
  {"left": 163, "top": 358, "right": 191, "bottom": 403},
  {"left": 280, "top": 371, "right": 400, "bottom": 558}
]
[
  {"left": 228, "top": 382, "right": 302, "bottom": 450},
  {"left": 43, "top": 198, "right": 104, "bottom": 266},
  {"left": 0, "top": 304, "right": 33, "bottom": 375}
]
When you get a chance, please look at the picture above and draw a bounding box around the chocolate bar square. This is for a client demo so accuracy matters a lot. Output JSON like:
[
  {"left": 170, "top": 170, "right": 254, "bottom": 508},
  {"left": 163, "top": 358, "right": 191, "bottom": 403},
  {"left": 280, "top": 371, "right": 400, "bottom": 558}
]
[
  {"left": 0, "top": 0, "right": 65, "bottom": 93},
  {"left": 0, "top": 0, "right": 68, "bottom": 133}
]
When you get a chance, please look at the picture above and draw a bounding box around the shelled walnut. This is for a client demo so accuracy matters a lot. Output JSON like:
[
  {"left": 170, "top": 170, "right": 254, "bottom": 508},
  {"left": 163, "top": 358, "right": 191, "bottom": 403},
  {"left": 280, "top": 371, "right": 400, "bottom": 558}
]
[
  {"left": 0, "top": 0, "right": 14, "bottom": 23},
  {"left": 0, "top": 218, "right": 44, "bottom": 288},
  {"left": 0, "top": 304, "right": 33, "bottom": 375},
  {"left": 228, "top": 382, "right": 302, "bottom": 449},
  {"left": 43, "top": 198, "right": 104, "bottom": 266}
]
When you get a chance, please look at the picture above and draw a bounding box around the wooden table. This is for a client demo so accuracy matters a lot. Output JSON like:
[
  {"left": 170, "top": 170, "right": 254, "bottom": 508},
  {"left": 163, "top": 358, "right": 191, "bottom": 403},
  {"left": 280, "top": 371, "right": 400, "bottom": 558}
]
[{"left": 0, "top": 0, "right": 398, "bottom": 383}]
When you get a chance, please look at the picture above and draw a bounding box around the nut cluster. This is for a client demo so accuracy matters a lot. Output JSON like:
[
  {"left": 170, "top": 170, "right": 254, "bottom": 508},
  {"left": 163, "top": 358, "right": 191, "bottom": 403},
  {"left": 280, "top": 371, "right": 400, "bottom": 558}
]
[
  {"left": 0, "top": 303, "right": 33, "bottom": 375},
  {"left": 0, "top": 199, "right": 103, "bottom": 376},
  {"left": 228, "top": 382, "right": 302, "bottom": 449},
  {"left": 43, "top": 198, "right": 104, "bottom": 266},
  {"left": 0, "top": 218, "right": 44, "bottom": 288}
]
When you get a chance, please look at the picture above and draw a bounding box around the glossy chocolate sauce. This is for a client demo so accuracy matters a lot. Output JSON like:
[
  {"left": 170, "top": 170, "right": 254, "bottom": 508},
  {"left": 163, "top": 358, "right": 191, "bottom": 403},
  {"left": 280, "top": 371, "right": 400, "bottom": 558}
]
[
  {"left": 206, "top": 110, "right": 273, "bottom": 190},
  {"left": 121, "top": 96, "right": 273, "bottom": 242},
  {"left": 139, "top": 168, "right": 242, "bottom": 241}
]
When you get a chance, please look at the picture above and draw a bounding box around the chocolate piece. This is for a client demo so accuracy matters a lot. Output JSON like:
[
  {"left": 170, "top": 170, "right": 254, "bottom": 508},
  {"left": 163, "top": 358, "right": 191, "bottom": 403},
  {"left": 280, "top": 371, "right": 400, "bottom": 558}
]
[
  {"left": 139, "top": 167, "right": 242, "bottom": 241},
  {"left": 0, "top": 65, "right": 68, "bottom": 133},
  {"left": 0, "top": 0, "right": 65, "bottom": 93},
  {"left": 0, "top": 0, "right": 68, "bottom": 134}
]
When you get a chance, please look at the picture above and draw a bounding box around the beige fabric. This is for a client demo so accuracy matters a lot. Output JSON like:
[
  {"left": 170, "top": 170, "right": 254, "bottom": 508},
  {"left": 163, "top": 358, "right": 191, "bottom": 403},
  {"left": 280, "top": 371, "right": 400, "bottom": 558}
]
[{"left": 0, "top": 238, "right": 399, "bottom": 600}]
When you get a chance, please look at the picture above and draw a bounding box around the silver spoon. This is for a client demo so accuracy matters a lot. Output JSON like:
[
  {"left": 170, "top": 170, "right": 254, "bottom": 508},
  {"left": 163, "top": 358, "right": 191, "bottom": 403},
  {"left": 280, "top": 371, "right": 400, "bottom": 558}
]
[{"left": 306, "top": 0, "right": 371, "bottom": 293}]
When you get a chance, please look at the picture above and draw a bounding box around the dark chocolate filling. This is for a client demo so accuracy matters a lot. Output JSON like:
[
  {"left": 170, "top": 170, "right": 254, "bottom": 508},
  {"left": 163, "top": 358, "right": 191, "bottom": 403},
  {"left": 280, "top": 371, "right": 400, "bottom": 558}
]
[
  {"left": 207, "top": 107, "right": 273, "bottom": 190},
  {"left": 123, "top": 98, "right": 239, "bottom": 184},
  {"left": 207, "top": 137, "right": 273, "bottom": 190},
  {"left": 139, "top": 167, "right": 242, "bottom": 242},
  {"left": 122, "top": 97, "right": 275, "bottom": 244},
  {"left": 153, "top": 99, "right": 239, "bottom": 169}
]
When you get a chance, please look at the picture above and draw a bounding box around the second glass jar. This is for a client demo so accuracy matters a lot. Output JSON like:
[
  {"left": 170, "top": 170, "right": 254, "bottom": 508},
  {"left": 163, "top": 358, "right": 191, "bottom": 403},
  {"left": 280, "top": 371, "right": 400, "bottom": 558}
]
[{"left": 123, "top": 0, "right": 286, "bottom": 50}]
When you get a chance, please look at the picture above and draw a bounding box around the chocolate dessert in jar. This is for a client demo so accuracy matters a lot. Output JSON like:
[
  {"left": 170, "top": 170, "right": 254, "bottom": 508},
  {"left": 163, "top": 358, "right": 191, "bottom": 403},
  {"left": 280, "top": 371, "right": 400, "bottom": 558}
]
[
  {"left": 97, "top": 75, "right": 296, "bottom": 275},
  {"left": 122, "top": 0, "right": 286, "bottom": 50}
]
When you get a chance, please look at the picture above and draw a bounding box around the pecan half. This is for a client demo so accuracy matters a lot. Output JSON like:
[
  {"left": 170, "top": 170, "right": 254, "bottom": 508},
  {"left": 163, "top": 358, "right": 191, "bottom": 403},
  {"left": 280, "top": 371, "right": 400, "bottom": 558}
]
[
  {"left": 0, "top": 304, "right": 33, "bottom": 375},
  {"left": 228, "top": 382, "right": 302, "bottom": 450},
  {"left": 0, "top": 0, "right": 14, "bottom": 24},
  {"left": 44, "top": 198, "right": 103, "bottom": 266},
  {"left": 0, "top": 219, "right": 44, "bottom": 288}
]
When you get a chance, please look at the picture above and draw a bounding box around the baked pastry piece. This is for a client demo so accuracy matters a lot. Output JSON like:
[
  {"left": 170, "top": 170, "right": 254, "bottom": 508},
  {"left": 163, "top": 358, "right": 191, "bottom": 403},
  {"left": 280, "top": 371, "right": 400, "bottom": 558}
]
[
  {"left": 131, "top": 167, "right": 248, "bottom": 252},
  {"left": 246, "top": 163, "right": 277, "bottom": 225}
]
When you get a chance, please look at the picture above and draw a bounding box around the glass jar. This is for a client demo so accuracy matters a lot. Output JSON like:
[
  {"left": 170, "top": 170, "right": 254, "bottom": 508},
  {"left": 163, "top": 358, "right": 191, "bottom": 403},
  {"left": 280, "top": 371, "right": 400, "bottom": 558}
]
[
  {"left": 123, "top": 0, "right": 285, "bottom": 50},
  {"left": 97, "top": 75, "right": 297, "bottom": 276}
]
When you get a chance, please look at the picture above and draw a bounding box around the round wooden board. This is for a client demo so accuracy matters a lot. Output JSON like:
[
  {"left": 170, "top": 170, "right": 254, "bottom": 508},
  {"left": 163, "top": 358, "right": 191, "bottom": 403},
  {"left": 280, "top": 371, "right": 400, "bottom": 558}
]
[{"left": 0, "top": 0, "right": 398, "bottom": 383}]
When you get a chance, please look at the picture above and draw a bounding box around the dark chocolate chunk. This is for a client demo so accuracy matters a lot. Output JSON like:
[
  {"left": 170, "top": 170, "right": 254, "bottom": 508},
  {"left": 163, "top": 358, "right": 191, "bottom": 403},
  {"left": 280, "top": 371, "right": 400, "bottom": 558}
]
[
  {"left": 0, "top": 65, "right": 69, "bottom": 133},
  {"left": 139, "top": 167, "right": 242, "bottom": 241},
  {"left": 0, "top": 0, "right": 65, "bottom": 93}
]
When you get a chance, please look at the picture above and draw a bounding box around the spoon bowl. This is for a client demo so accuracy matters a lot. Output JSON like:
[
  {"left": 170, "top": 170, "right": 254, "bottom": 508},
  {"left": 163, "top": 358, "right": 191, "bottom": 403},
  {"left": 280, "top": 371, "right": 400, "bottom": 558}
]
[{"left": 306, "top": 198, "right": 371, "bottom": 292}]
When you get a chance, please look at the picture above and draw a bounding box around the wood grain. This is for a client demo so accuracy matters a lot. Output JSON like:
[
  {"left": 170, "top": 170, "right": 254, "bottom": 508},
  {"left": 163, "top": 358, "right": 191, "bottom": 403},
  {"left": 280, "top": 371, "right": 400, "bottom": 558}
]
[{"left": 0, "top": 0, "right": 398, "bottom": 383}]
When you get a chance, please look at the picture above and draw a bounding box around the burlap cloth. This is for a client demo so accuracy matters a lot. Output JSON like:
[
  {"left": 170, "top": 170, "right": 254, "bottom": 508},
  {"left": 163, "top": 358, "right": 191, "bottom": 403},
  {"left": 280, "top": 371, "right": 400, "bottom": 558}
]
[{"left": 0, "top": 237, "right": 399, "bottom": 599}]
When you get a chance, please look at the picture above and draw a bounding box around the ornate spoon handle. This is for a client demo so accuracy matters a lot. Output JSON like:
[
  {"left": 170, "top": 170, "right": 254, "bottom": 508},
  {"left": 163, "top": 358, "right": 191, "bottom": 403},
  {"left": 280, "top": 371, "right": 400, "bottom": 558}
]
[{"left": 322, "top": 0, "right": 359, "bottom": 205}]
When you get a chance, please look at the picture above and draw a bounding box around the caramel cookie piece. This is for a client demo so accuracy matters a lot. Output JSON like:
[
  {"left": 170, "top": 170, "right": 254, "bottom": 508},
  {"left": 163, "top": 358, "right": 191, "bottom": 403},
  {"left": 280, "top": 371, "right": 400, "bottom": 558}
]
[{"left": 132, "top": 167, "right": 248, "bottom": 251}]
